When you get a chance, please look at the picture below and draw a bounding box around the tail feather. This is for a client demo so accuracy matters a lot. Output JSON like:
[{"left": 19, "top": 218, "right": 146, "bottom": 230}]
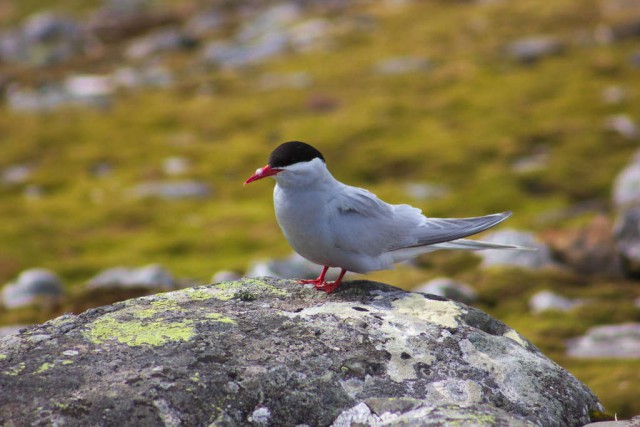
[
  {"left": 410, "top": 211, "right": 513, "bottom": 248},
  {"left": 431, "top": 238, "right": 536, "bottom": 251}
]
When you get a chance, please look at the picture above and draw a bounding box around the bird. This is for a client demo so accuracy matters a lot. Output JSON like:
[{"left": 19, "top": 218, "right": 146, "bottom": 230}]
[{"left": 245, "top": 141, "right": 523, "bottom": 294}]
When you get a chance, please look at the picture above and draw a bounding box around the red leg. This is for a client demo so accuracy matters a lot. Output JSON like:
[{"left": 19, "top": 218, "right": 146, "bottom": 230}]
[
  {"left": 299, "top": 266, "right": 329, "bottom": 285},
  {"left": 314, "top": 268, "right": 347, "bottom": 294}
]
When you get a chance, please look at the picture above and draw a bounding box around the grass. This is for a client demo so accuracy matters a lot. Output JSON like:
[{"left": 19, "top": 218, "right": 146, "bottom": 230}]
[{"left": 0, "top": 0, "right": 639, "bottom": 418}]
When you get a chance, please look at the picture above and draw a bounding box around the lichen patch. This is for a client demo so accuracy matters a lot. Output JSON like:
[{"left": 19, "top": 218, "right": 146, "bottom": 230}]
[
  {"left": 392, "top": 294, "right": 464, "bottom": 329},
  {"left": 85, "top": 316, "right": 195, "bottom": 347},
  {"left": 503, "top": 330, "right": 529, "bottom": 349}
]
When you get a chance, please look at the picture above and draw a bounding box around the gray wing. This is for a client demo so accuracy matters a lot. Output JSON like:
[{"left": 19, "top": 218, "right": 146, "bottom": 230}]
[
  {"left": 404, "top": 211, "right": 512, "bottom": 249},
  {"left": 328, "top": 184, "right": 511, "bottom": 255}
]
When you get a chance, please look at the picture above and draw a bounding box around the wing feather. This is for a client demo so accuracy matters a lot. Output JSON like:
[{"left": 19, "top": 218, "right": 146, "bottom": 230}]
[{"left": 328, "top": 183, "right": 512, "bottom": 256}]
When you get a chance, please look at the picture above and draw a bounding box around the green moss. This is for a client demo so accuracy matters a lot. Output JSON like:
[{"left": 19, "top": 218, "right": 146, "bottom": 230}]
[
  {"left": 0, "top": 354, "right": 7, "bottom": 360},
  {"left": 82, "top": 292, "right": 237, "bottom": 346},
  {"left": 204, "top": 313, "right": 235, "bottom": 324},
  {"left": 52, "top": 402, "right": 70, "bottom": 410},
  {"left": 35, "top": 362, "right": 55, "bottom": 374},
  {"left": 183, "top": 287, "right": 219, "bottom": 301},
  {"left": 210, "top": 279, "right": 288, "bottom": 301},
  {"left": 3, "top": 362, "right": 26, "bottom": 376}
]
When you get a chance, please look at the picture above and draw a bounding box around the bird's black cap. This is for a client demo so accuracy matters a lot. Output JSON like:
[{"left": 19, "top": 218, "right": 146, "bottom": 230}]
[{"left": 268, "top": 141, "right": 325, "bottom": 168}]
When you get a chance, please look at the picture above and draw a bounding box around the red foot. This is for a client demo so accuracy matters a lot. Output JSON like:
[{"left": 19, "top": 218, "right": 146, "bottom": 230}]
[
  {"left": 299, "top": 278, "right": 324, "bottom": 285},
  {"left": 298, "top": 267, "right": 347, "bottom": 294},
  {"left": 313, "top": 280, "right": 341, "bottom": 294}
]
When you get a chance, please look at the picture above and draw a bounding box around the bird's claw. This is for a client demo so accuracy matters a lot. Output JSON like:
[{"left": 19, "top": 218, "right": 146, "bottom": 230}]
[
  {"left": 299, "top": 278, "right": 322, "bottom": 285},
  {"left": 298, "top": 279, "right": 341, "bottom": 294},
  {"left": 316, "top": 282, "right": 340, "bottom": 294}
]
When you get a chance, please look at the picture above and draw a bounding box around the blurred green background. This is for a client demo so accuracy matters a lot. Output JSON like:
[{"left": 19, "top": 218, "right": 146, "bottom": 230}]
[{"left": 0, "top": 0, "right": 639, "bottom": 418}]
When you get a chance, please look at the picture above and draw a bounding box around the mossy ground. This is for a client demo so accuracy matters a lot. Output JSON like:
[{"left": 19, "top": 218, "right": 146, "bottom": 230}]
[{"left": 0, "top": 0, "right": 639, "bottom": 418}]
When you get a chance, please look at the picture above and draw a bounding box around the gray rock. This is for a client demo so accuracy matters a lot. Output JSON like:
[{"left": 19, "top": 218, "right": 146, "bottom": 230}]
[
  {"left": 0, "top": 278, "right": 602, "bottom": 426},
  {"left": 202, "top": 33, "right": 289, "bottom": 68},
  {"left": 0, "top": 30, "right": 28, "bottom": 63},
  {"left": 614, "top": 205, "right": 640, "bottom": 274},
  {"left": 246, "top": 252, "right": 344, "bottom": 281},
  {"left": 605, "top": 114, "right": 639, "bottom": 140},
  {"left": 19, "top": 12, "right": 84, "bottom": 66},
  {"left": 479, "top": 229, "right": 555, "bottom": 269},
  {"left": 1, "top": 268, "right": 64, "bottom": 309},
  {"left": 232, "top": 3, "right": 299, "bottom": 62},
  {"left": 86, "top": 264, "right": 177, "bottom": 290},
  {"left": 567, "top": 323, "right": 640, "bottom": 358},
  {"left": 24, "top": 184, "right": 44, "bottom": 200},
  {"left": 64, "top": 74, "right": 114, "bottom": 107},
  {"left": 1, "top": 163, "right": 33, "bottom": 184},
  {"left": 131, "top": 180, "right": 211, "bottom": 199},
  {"left": 90, "top": 161, "right": 114, "bottom": 178},
  {"left": 112, "top": 66, "right": 173, "bottom": 89},
  {"left": 505, "top": 36, "right": 565, "bottom": 64},
  {"left": 511, "top": 149, "right": 550, "bottom": 173},
  {"left": 125, "top": 28, "right": 196, "bottom": 60},
  {"left": 529, "top": 290, "right": 583, "bottom": 314},
  {"left": 374, "top": 56, "right": 433, "bottom": 75},
  {"left": 288, "top": 18, "right": 331, "bottom": 52},
  {"left": 616, "top": 157, "right": 640, "bottom": 212},
  {"left": 5, "top": 83, "right": 70, "bottom": 113},
  {"left": 413, "top": 277, "right": 478, "bottom": 304},
  {"left": 583, "top": 420, "right": 640, "bottom": 427},
  {"left": 602, "top": 85, "right": 627, "bottom": 105},
  {"left": 237, "top": 3, "right": 301, "bottom": 42},
  {"left": 23, "top": 12, "right": 80, "bottom": 44},
  {"left": 202, "top": 4, "right": 331, "bottom": 69},
  {"left": 332, "top": 400, "right": 537, "bottom": 427},
  {"left": 6, "top": 76, "right": 114, "bottom": 113},
  {"left": 162, "top": 156, "right": 191, "bottom": 176},
  {"left": 613, "top": 154, "right": 640, "bottom": 209}
]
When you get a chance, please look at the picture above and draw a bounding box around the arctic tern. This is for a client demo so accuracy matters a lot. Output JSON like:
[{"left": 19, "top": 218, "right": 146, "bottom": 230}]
[{"left": 245, "top": 141, "right": 521, "bottom": 294}]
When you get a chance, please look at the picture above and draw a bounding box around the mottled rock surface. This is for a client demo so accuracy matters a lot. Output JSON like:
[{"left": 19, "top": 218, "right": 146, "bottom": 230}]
[{"left": 0, "top": 278, "right": 602, "bottom": 426}]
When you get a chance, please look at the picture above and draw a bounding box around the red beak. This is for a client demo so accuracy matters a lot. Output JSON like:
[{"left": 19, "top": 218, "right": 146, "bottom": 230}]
[{"left": 244, "top": 164, "right": 282, "bottom": 185}]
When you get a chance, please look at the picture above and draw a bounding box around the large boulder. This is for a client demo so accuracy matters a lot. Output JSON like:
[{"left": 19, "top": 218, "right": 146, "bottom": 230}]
[{"left": 0, "top": 278, "right": 602, "bottom": 426}]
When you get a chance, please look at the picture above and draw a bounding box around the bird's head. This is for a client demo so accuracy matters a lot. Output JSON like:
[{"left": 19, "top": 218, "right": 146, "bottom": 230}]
[{"left": 244, "top": 141, "right": 327, "bottom": 187}]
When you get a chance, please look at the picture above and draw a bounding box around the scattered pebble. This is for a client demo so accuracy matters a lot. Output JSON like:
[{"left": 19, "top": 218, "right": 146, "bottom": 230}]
[
  {"left": 505, "top": 36, "right": 565, "bottom": 64},
  {"left": 479, "top": 229, "right": 555, "bottom": 270},
  {"left": 1, "top": 268, "right": 64, "bottom": 309},
  {"left": 86, "top": 264, "right": 178, "bottom": 290},
  {"left": 529, "top": 290, "right": 583, "bottom": 314},
  {"left": 567, "top": 323, "right": 640, "bottom": 358},
  {"left": 131, "top": 180, "right": 211, "bottom": 200}
]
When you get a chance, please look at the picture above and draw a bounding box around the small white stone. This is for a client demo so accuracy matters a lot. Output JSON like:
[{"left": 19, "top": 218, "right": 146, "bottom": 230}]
[{"left": 249, "top": 406, "right": 271, "bottom": 426}]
